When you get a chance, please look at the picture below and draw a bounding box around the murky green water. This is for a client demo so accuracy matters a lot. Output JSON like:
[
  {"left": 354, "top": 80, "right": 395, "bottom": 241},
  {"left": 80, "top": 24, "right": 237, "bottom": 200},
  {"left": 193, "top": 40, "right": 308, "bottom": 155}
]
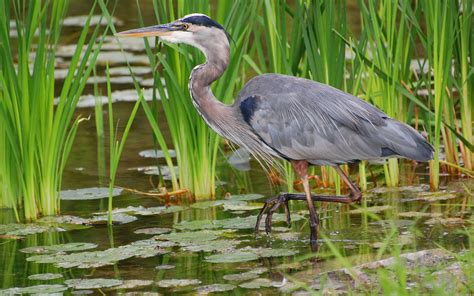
[{"left": 1, "top": 1, "right": 473, "bottom": 294}]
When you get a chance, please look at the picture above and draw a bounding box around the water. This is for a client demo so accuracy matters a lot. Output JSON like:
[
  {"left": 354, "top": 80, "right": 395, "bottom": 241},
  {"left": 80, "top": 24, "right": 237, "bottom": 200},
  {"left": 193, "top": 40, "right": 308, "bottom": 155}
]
[{"left": 1, "top": 1, "right": 472, "bottom": 294}]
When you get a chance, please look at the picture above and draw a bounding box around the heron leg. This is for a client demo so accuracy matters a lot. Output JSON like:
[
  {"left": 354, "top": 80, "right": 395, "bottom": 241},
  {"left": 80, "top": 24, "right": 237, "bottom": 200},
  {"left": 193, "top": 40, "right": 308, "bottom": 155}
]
[{"left": 255, "top": 165, "right": 362, "bottom": 240}]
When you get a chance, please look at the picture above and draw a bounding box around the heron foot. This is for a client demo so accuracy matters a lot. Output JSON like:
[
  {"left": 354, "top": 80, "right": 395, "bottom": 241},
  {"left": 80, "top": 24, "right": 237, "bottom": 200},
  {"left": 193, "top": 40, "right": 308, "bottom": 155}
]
[
  {"left": 254, "top": 191, "right": 363, "bottom": 236},
  {"left": 255, "top": 193, "right": 291, "bottom": 235}
]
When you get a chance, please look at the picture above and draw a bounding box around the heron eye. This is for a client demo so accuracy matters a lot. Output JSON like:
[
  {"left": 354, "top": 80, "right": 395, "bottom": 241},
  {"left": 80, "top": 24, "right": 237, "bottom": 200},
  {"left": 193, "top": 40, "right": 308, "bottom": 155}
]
[{"left": 182, "top": 24, "right": 189, "bottom": 30}]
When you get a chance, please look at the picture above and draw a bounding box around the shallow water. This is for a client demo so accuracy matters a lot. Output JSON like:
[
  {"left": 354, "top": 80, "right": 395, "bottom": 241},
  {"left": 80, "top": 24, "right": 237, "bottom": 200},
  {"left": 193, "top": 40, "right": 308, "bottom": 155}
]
[{"left": 1, "top": 1, "right": 473, "bottom": 294}]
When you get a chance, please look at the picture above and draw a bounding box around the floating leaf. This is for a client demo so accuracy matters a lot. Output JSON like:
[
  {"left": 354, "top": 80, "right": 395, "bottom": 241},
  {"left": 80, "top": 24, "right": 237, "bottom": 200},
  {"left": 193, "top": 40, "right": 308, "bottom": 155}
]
[
  {"left": 195, "top": 283, "right": 236, "bottom": 294},
  {"left": 28, "top": 273, "right": 63, "bottom": 281},
  {"left": 134, "top": 228, "right": 172, "bottom": 235},
  {"left": 38, "top": 215, "right": 90, "bottom": 225},
  {"left": 425, "top": 217, "right": 467, "bottom": 226},
  {"left": 27, "top": 239, "right": 168, "bottom": 268},
  {"left": 222, "top": 202, "right": 263, "bottom": 212},
  {"left": 243, "top": 247, "right": 298, "bottom": 258},
  {"left": 21, "top": 243, "right": 97, "bottom": 254},
  {"left": 182, "top": 240, "right": 240, "bottom": 252},
  {"left": 157, "top": 279, "right": 201, "bottom": 288},
  {"left": 65, "top": 278, "right": 123, "bottom": 290},
  {"left": 0, "top": 284, "right": 67, "bottom": 294},
  {"left": 227, "top": 194, "right": 264, "bottom": 201},
  {"left": 134, "top": 206, "right": 185, "bottom": 216},
  {"left": 239, "top": 278, "right": 280, "bottom": 289},
  {"left": 113, "top": 280, "right": 154, "bottom": 289},
  {"left": 63, "top": 15, "right": 123, "bottom": 27},
  {"left": 60, "top": 187, "right": 122, "bottom": 200},
  {"left": 0, "top": 224, "right": 52, "bottom": 236},
  {"left": 89, "top": 213, "right": 137, "bottom": 225},
  {"left": 223, "top": 269, "right": 266, "bottom": 282},
  {"left": 205, "top": 252, "right": 258, "bottom": 263},
  {"left": 174, "top": 220, "right": 221, "bottom": 231}
]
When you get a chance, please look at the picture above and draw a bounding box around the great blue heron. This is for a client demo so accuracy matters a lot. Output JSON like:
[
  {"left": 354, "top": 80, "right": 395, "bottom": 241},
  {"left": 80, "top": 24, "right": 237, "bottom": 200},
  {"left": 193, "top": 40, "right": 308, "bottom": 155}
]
[{"left": 118, "top": 13, "right": 434, "bottom": 243}]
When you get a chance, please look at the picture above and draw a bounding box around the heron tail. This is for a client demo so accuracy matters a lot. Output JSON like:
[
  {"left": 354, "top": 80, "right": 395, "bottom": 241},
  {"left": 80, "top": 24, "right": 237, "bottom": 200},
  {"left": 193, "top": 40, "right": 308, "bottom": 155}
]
[{"left": 380, "top": 119, "right": 434, "bottom": 162}]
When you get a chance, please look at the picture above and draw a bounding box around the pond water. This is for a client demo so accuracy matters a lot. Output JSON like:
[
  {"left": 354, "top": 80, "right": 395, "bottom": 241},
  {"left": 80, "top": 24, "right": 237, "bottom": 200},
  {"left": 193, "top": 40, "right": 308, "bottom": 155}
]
[{"left": 1, "top": 1, "right": 473, "bottom": 294}]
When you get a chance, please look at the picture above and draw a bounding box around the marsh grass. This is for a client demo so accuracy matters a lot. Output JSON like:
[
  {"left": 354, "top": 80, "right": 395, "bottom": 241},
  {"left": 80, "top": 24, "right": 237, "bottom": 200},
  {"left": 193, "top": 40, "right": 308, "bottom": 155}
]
[{"left": 0, "top": 0, "right": 108, "bottom": 220}]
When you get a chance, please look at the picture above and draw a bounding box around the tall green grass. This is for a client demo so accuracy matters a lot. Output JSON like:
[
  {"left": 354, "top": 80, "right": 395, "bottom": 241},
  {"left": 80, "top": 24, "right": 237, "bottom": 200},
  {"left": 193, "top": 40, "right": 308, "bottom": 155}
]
[{"left": 0, "top": 0, "right": 106, "bottom": 220}]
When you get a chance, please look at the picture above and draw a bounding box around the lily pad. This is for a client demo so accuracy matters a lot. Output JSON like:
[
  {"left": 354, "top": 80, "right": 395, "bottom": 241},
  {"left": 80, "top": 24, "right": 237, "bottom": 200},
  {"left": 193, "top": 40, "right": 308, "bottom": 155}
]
[
  {"left": 65, "top": 278, "right": 123, "bottom": 290},
  {"left": 28, "top": 273, "right": 63, "bottom": 281},
  {"left": 27, "top": 238, "right": 168, "bottom": 268},
  {"left": 425, "top": 217, "right": 467, "bottom": 225},
  {"left": 113, "top": 280, "right": 154, "bottom": 289},
  {"left": 223, "top": 269, "right": 267, "bottom": 282},
  {"left": 134, "top": 228, "right": 172, "bottom": 235},
  {"left": 239, "top": 278, "right": 279, "bottom": 289},
  {"left": 222, "top": 201, "right": 263, "bottom": 211},
  {"left": 89, "top": 213, "right": 137, "bottom": 225},
  {"left": 195, "top": 284, "right": 236, "bottom": 294},
  {"left": 157, "top": 279, "right": 201, "bottom": 288},
  {"left": 182, "top": 240, "right": 240, "bottom": 252},
  {"left": 227, "top": 194, "right": 264, "bottom": 201},
  {"left": 135, "top": 206, "right": 186, "bottom": 216},
  {"left": 0, "top": 224, "right": 51, "bottom": 236},
  {"left": 349, "top": 205, "right": 393, "bottom": 214},
  {"left": 60, "top": 187, "right": 122, "bottom": 201},
  {"left": 20, "top": 243, "right": 98, "bottom": 254},
  {"left": 243, "top": 247, "right": 298, "bottom": 258},
  {"left": 139, "top": 149, "right": 176, "bottom": 159},
  {"left": 205, "top": 252, "right": 258, "bottom": 263},
  {"left": 0, "top": 284, "right": 67, "bottom": 295}
]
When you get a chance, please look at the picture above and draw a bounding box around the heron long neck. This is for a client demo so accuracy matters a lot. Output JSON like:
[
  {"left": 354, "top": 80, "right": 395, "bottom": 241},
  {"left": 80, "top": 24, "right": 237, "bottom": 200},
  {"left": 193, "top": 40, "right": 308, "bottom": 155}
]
[{"left": 188, "top": 44, "right": 230, "bottom": 125}]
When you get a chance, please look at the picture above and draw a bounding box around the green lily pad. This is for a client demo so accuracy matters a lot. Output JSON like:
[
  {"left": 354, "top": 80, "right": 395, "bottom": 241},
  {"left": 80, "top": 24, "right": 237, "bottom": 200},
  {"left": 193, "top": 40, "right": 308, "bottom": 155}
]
[
  {"left": 205, "top": 252, "right": 258, "bottom": 263},
  {"left": 38, "top": 215, "right": 91, "bottom": 225},
  {"left": 60, "top": 187, "right": 122, "bottom": 200},
  {"left": 222, "top": 202, "right": 263, "bottom": 211},
  {"left": 21, "top": 243, "right": 97, "bottom": 254},
  {"left": 0, "top": 224, "right": 52, "bottom": 236},
  {"left": 89, "top": 213, "right": 137, "bottom": 224},
  {"left": 248, "top": 248, "right": 298, "bottom": 258},
  {"left": 239, "top": 278, "right": 279, "bottom": 289},
  {"left": 28, "top": 273, "right": 63, "bottom": 280},
  {"left": 112, "top": 280, "right": 154, "bottom": 289},
  {"left": 182, "top": 240, "right": 240, "bottom": 252},
  {"left": 227, "top": 194, "right": 264, "bottom": 201},
  {"left": 223, "top": 272, "right": 261, "bottom": 282},
  {"left": 174, "top": 220, "right": 221, "bottom": 231},
  {"left": 399, "top": 212, "right": 443, "bottom": 218},
  {"left": 134, "top": 206, "right": 186, "bottom": 216},
  {"left": 134, "top": 228, "right": 172, "bottom": 235},
  {"left": 65, "top": 278, "right": 123, "bottom": 290},
  {"left": 195, "top": 283, "right": 236, "bottom": 293},
  {"left": 27, "top": 238, "right": 168, "bottom": 268},
  {"left": 0, "top": 285, "right": 67, "bottom": 295},
  {"left": 157, "top": 279, "right": 201, "bottom": 288}
]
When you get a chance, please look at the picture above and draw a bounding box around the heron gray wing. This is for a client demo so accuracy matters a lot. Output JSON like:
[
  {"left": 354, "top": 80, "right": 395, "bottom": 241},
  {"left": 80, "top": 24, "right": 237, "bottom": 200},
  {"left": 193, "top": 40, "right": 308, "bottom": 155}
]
[{"left": 236, "top": 74, "right": 395, "bottom": 164}]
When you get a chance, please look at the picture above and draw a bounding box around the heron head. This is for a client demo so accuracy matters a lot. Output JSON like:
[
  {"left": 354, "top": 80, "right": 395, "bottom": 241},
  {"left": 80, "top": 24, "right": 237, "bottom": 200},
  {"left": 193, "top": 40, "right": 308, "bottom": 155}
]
[{"left": 116, "top": 13, "right": 230, "bottom": 52}]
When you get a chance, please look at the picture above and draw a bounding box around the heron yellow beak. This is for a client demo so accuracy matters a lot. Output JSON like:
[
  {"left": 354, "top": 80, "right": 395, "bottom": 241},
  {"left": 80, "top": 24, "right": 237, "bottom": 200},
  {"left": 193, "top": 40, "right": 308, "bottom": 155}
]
[{"left": 116, "top": 23, "right": 175, "bottom": 37}]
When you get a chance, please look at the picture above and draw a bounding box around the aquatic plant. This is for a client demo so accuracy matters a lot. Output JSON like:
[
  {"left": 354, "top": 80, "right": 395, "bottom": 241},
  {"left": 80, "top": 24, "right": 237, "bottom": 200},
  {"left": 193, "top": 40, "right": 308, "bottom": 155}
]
[{"left": 0, "top": 0, "right": 107, "bottom": 220}]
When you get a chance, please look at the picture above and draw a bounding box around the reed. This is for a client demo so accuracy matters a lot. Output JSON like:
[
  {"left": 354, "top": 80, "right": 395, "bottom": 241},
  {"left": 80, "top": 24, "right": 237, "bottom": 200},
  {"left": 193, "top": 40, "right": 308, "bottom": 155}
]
[
  {"left": 419, "top": 0, "right": 457, "bottom": 190},
  {"left": 0, "top": 0, "right": 106, "bottom": 220}
]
